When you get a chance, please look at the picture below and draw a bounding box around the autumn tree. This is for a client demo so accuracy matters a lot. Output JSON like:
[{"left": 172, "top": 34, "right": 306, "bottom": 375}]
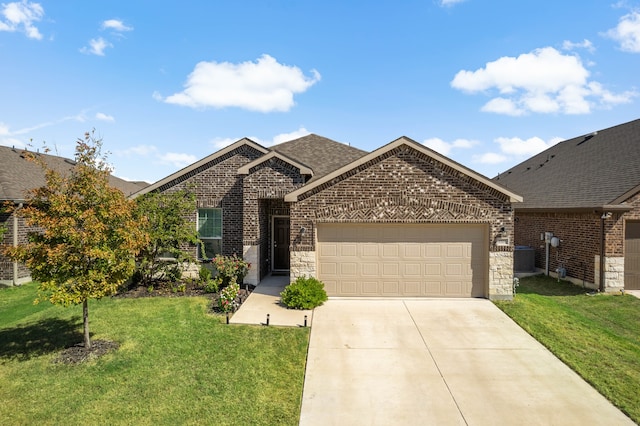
[
  {"left": 5, "top": 132, "right": 148, "bottom": 349},
  {"left": 134, "top": 188, "right": 199, "bottom": 284}
]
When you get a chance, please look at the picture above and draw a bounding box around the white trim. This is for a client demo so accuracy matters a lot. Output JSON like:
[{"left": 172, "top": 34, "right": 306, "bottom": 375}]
[
  {"left": 238, "top": 151, "right": 313, "bottom": 176},
  {"left": 284, "top": 136, "right": 523, "bottom": 203}
]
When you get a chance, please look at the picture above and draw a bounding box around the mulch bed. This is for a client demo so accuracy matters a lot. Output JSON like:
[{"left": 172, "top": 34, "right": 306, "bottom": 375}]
[{"left": 54, "top": 339, "right": 120, "bottom": 365}]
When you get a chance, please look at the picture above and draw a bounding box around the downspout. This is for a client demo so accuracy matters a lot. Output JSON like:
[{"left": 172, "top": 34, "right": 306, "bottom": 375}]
[
  {"left": 599, "top": 215, "right": 605, "bottom": 292},
  {"left": 12, "top": 202, "right": 22, "bottom": 286}
]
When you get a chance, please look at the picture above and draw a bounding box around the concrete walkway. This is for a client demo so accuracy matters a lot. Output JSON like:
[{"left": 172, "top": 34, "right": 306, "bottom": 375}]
[
  {"left": 300, "top": 299, "right": 633, "bottom": 425},
  {"left": 229, "top": 275, "right": 313, "bottom": 327}
]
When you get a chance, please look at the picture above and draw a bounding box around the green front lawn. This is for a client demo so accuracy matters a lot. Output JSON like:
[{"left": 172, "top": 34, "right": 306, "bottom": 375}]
[
  {"left": 495, "top": 275, "right": 640, "bottom": 423},
  {"left": 0, "top": 283, "right": 309, "bottom": 425}
]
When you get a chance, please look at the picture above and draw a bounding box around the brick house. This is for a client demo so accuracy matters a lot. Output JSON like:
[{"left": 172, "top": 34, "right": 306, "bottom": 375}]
[
  {"left": 0, "top": 146, "right": 148, "bottom": 285},
  {"left": 494, "top": 118, "right": 640, "bottom": 293},
  {"left": 136, "top": 134, "right": 521, "bottom": 300}
]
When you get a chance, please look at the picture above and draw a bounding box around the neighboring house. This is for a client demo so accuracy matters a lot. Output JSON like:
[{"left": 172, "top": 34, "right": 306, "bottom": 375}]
[
  {"left": 494, "top": 118, "right": 640, "bottom": 293},
  {"left": 0, "top": 146, "right": 148, "bottom": 285},
  {"left": 134, "top": 134, "right": 521, "bottom": 300}
]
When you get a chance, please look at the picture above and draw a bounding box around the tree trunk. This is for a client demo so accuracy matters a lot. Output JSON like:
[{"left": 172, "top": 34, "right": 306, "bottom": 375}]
[{"left": 83, "top": 299, "right": 91, "bottom": 349}]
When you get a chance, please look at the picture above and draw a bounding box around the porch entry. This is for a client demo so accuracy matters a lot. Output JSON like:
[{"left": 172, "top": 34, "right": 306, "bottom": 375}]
[{"left": 272, "top": 216, "right": 290, "bottom": 272}]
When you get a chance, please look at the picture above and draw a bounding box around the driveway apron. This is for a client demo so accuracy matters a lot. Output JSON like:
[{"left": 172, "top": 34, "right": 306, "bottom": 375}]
[{"left": 299, "top": 299, "right": 633, "bottom": 426}]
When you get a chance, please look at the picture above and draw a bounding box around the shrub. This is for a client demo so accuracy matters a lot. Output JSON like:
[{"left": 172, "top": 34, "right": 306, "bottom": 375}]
[
  {"left": 199, "top": 265, "right": 219, "bottom": 293},
  {"left": 280, "top": 276, "right": 328, "bottom": 310},
  {"left": 219, "top": 282, "right": 240, "bottom": 313},
  {"left": 211, "top": 255, "right": 250, "bottom": 289}
]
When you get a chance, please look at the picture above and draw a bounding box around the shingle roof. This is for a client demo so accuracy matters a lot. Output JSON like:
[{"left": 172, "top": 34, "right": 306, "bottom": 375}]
[
  {"left": 0, "top": 145, "right": 148, "bottom": 201},
  {"left": 270, "top": 134, "right": 367, "bottom": 181},
  {"left": 494, "top": 118, "right": 640, "bottom": 210}
]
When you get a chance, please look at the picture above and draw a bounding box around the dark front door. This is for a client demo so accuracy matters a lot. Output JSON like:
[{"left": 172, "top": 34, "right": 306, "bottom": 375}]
[
  {"left": 625, "top": 221, "right": 640, "bottom": 290},
  {"left": 273, "top": 217, "right": 290, "bottom": 271}
]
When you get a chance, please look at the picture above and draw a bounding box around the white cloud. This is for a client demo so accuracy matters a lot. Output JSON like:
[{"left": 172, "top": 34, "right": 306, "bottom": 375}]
[
  {"left": 101, "top": 19, "right": 133, "bottom": 32},
  {"left": 164, "top": 54, "right": 321, "bottom": 112},
  {"left": 0, "top": 0, "right": 44, "bottom": 39},
  {"left": 80, "top": 37, "right": 112, "bottom": 56},
  {"left": 472, "top": 135, "right": 563, "bottom": 168},
  {"left": 451, "top": 46, "right": 635, "bottom": 115},
  {"left": 495, "top": 136, "right": 563, "bottom": 157},
  {"left": 440, "top": 0, "right": 466, "bottom": 6},
  {"left": 422, "top": 137, "right": 478, "bottom": 155},
  {"left": 211, "top": 127, "right": 312, "bottom": 149},
  {"left": 604, "top": 11, "right": 640, "bottom": 53},
  {"left": 95, "top": 112, "right": 114, "bottom": 122},
  {"left": 562, "top": 39, "right": 595, "bottom": 53},
  {"left": 271, "top": 127, "right": 311, "bottom": 145},
  {"left": 116, "top": 144, "right": 158, "bottom": 157},
  {"left": 473, "top": 152, "right": 508, "bottom": 165},
  {"left": 157, "top": 152, "right": 198, "bottom": 168}
]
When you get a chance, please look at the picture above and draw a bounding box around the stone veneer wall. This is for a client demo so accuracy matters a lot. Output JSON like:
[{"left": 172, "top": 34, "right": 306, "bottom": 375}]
[
  {"left": 289, "top": 145, "right": 516, "bottom": 299},
  {"left": 595, "top": 255, "right": 625, "bottom": 293},
  {"left": 489, "top": 251, "right": 514, "bottom": 300}
]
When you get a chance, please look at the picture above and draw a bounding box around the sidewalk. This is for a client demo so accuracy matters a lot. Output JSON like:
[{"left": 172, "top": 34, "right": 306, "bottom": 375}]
[{"left": 229, "top": 275, "right": 313, "bottom": 327}]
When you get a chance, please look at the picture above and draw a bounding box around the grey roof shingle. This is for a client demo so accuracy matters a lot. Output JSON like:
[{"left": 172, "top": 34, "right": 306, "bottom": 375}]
[
  {"left": 0, "top": 145, "right": 148, "bottom": 201},
  {"left": 494, "top": 118, "right": 640, "bottom": 210},
  {"left": 270, "top": 134, "right": 367, "bottom": 181}
]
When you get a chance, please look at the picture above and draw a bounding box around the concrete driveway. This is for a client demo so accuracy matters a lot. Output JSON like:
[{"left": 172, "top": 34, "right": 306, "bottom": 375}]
[{"left": 300, "top": 299, "right": 633, "bottom": 425}]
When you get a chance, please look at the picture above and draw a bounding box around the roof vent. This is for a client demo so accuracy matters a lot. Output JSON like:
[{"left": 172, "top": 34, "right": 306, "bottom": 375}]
[
  {"left": 64, "top": 158, "right": 77, "bottom": 165},
  {"left": 577, "top": 131, "right": 598, "bottom": 146}
]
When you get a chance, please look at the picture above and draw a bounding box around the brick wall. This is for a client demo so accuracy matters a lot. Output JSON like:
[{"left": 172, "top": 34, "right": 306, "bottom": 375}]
[
  {"left": 291, "top": 146, "right": 514, "bottom": 251},
  {"left": 156, "top": 145, "right": 264, "bottom": 258},
  {"left": 242, "top": 157, "right": 304, "bottom": 282},
  {"left": 515, "top": 190, "right": 640, "bottom": 290},
  {"left": 515, "top": 212, "right": 600, "bottom": 284},
  {"left": 289, "top": 145, "right": 516, "bottom": 298}
]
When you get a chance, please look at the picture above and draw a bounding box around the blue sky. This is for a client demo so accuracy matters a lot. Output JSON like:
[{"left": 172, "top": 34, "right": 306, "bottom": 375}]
[{"left": 1, "top": 0, "right": 639, "bottom": 183}]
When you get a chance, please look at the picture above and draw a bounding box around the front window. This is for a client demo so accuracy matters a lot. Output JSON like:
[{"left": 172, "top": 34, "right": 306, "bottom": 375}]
[{"left": 198, "top": 208, "right": 222, "bottom": 259}]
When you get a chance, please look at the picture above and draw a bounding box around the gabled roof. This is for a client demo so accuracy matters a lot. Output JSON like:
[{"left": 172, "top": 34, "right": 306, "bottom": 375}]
[
  {"left": 494, "top": 118, "right": 640, "bottom": 211},
  {"left": 237, "top": 151, "right": 313, "bottom": 176},
  {"left": 0, "top": 145, "right": 148, "bottom": 201},
  {"left": 285, "top": 136, "right": 522, "bottom": 203},
  {"left": 132, "top": 137, "right": 269, "bottom": 198},
  {"left": 270, "top": 134, "right": 367, "bottom": 182}
]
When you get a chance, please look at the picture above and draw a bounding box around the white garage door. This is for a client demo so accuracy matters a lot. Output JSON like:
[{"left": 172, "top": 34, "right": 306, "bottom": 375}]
[{"left": 317, "top": 223, "right": 487, "bottom": 297}]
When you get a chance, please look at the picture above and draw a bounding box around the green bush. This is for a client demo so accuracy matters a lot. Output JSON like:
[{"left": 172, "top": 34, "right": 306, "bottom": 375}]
[
  {"left": 280, "top": 276, "right": 328, "bottom": 310},
  {"left": 211, "top": 255, "right": 250, "bottom": 289}
]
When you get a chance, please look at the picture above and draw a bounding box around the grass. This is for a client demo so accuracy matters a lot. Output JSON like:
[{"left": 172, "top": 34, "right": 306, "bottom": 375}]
[
  {"left": 0, "top": 282, "right": 309, "bottom": 425},
  {"left": 495, "top": 275, "right": 640, "bottom": 423}
]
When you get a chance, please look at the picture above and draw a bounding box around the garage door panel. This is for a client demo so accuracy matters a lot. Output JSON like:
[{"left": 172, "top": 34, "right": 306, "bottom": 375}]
[
  {"left": 319, "top": 244, "right": 338, "bottom": 256},
  {"left": 362, "top": 245, "right": 378, "bottom": 257},
  {"left": 382, "top": 263, "right": 399, "bottom": 276},
  {"left": 383, "top": 244, "right": 399, "bottom": 257},
  {"left": 404, "top": 281, "right": 421, "bottom": 295},
  {"left": 317, "top": 224, "right": 487, "bottom": 297},
  {"left": 382, "top": 281, "right": 399, "bottom": 295},
  {"left": 319, "top": 262, "right": 337, "bottom": 275},
  {"left": 362, "top": 281, "right": 378, "bottom": 294},
  {"left": 425, "top": 263, "right": 442, "bottom": 276},
  {"left": 340, "top": 262, "right": 357, "bottom": 276},
  {"left": 404, "top": 244, "right": 421, "bottom": 258},
  {"left": 404, "top": 263, "right": 422, "bottom": 277},
  {"left": 362, "top": 263, "right": 379, "bottom": 276},
  {"left": 340, "top": 244, "right": 357, "bottom": 257},
  {"left": 339, "top": 281, "right": 358, "bottom": 294}
]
